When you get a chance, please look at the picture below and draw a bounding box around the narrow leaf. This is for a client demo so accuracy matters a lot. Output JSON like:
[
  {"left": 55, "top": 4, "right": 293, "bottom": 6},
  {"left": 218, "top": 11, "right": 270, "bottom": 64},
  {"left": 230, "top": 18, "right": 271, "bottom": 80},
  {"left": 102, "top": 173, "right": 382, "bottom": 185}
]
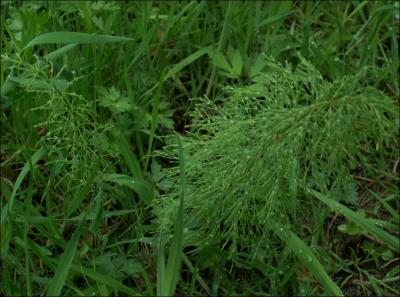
[
  {"left": 102, "top": 173, "right": 153, "bottom": 205},
  {"left": 45, "top": 43, "right": 78, "bottom": 61},
  {"left": 163, "top": 136, "right": 185, "bottom": 296},
  {"left": 277, "top": 229, "right": 343, "bottom": 296},
  {"left": 69, "top": 263, "right": 139, "bottom": 296},
  {"left": 24, "top": 32, "right": 132, "bottom": 49},
  {"left": 46, "top": 219, "right": 85, "bottom": 296},
  {"left": 307, "top": 189, "right": 399, "bottom": 250},
  {"left": 163, "top": 47, "right": 210, "bottom": 82},
  {"left": 4, "top": 148, "right": 46, "bottom": 221}
]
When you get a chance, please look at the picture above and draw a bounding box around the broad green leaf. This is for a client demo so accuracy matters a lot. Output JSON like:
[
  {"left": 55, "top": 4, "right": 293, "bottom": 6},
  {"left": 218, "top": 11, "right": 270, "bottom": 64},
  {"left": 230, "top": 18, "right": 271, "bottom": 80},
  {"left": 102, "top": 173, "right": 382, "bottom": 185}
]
[
  {"left": 210, "top": 50, "right": 232, "bottom": 73},
  {"left": 249, "top": 54, "right": 267, "bottom": 78},
  {"left": 228, "top": 48, "right": 243, "bottom": 77}
]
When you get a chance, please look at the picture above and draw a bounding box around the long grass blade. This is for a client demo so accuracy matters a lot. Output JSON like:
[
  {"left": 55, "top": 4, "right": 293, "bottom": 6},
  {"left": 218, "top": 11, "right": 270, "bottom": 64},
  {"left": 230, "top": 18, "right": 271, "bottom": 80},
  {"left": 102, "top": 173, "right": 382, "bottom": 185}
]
[
  {"left": 3, "top": 148, "right": 46, "bottom": 221},
  {"left": 46, "top": 218, "right": 85, "bottom": 296},
  {"left": 159, "top": 136, "right": 185, "bottom": 296},
  {"left": 102, "top": 173, "right": 153, "bottom": 205},
  {"left": 277, "top": 229, "right": 343, "bottom": 296},
  {"left": 142, "top": 47, "right": 211, "bottom": 100},
  {"left": 157, "top": 233, "right": 166, "bottom": 296},
  {"left": 24, "top": 32, "right": 133, "bottom": 49},
  {"left": 68, "top": 263, "right": 140, "bottom": 296},
  {"left": 117, "top": 136, "right": 144, "bottom": 180},
  {"left": 145, "top": 70, "right": 165, "bottom": 171},
  {"left": 307, "top": 189, "right": 399, "bottom": 250},
  {"left": 45, "top": 43, "right": 78, "bottom": 61},
  {"left": 163, "top": 47, "right": 211, "bottom": 83}
]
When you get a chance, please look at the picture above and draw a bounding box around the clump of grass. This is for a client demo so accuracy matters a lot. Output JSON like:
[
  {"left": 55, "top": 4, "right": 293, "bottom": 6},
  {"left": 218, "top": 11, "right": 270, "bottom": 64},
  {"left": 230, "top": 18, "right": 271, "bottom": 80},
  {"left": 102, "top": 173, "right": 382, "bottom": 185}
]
[{"left": 156, "top": 57, "right": 398, "bottom": 257}]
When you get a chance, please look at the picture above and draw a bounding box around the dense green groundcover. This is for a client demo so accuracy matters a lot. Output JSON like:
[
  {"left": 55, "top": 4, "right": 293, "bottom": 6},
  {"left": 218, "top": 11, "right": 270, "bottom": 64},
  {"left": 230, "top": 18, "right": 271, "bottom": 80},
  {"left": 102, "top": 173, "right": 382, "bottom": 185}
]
[{"left": 1, "top": 1, "right": 399, "bottom": 296}]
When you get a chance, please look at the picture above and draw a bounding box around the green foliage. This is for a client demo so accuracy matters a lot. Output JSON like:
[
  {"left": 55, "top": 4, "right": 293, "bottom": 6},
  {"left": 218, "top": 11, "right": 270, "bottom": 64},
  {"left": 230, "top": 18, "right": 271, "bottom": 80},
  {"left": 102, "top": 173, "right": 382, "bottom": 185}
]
[
  {"left": 1, "top": 1, "right": 398, "bottom": 296},
  {"left": 210, "top": 47, "right": 244, "bottom": 79},
  {"left": 157, "top": 57, "right": 397, "bottom": 252},
  {"left": 156, "top": 57, "right": 398, "bottom": 293}
]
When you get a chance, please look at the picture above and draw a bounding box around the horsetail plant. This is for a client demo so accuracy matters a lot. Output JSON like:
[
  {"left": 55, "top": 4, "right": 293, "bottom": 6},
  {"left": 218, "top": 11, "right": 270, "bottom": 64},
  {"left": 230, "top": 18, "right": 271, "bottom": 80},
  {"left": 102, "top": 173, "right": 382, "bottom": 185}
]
[{"left": 155, "top": 57, "right": 398, "bottom": 294}]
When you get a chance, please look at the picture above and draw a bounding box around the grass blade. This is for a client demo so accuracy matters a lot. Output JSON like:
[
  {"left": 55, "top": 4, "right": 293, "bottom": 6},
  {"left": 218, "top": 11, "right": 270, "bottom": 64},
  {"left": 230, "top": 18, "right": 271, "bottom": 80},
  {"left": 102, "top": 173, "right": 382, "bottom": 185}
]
[
  {"left": 46, "top": 218, "right": 85, "bottom": 296},
  {"left": 145, "top": 70, "right": 165, "bottom": 171},
  {"left": 143, "top": 47, "right": 211, "bottom": 100},
  {"left": 102, "top": 173, "right": 153, "bottom": 205},
  {"left": 205, "top": 2, "right": 232, "bottom": 97},
  {"left": 307, "top": 189, "right": 399, "bottom": 250},
  {"left": 3, "top": 148, "right": 46, "bottom": 221},
  {"left": 163, "top": 47, "right": 211, "bottom": 83},
  {"left": 24, "top": 32, "right": 133, "bottom": 49},
  {"left": 117, "top": 136, "right": 144, "bottom": 180},
  {"left": 158, "top": 136, "right": 185, "bottom": 296},
  {"left": 257, "top": 11, "right": 293, "bottom": 28},
  {"left": 277, "top": 229, "right": 343, "bottom": 296},
  {"left": 68, "top": 263, "right": 139, "bottom": 296},
  {"left": 45, "top": 43, "right": 78, "bottom": 61},
  {"left": 157, "top": 233, "right": 166, "bottom": 296}
]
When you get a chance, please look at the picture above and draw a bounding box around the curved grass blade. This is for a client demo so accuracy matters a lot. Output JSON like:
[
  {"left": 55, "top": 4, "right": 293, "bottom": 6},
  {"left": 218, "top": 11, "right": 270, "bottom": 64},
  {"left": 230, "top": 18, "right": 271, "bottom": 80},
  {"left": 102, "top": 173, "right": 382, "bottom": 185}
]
[
  {"left": 24, "top": 32, "right": 133, "bottom": 49},
  {"left": 142, "top": 47, "right": 211, "bottom": 100},
  {"left": 276, "top": 229, "right": 343, "bottom": 296},
  {"left": 163, "top": 47, "right": 210, "bottom": 83},
  {"left": 45, "top": 43, "right": 78, "bottom": 61},
  {"left": 68, "top": 263, "right": 139, "bottom": 296},
  {"left": 117, "top": 136, "right": 144, "bottom": 180},
  {"left": 102, "top": 173, "right": 153, "bottom": 205},
  {"left": 307, "top": 189, "right": 399, "bottom": 250},
  {"left": 3, "top": 147, "right": 46, "bottom": 222},
  {"left": 46, "top": 217, "right": 86, "bottom": 296}
]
